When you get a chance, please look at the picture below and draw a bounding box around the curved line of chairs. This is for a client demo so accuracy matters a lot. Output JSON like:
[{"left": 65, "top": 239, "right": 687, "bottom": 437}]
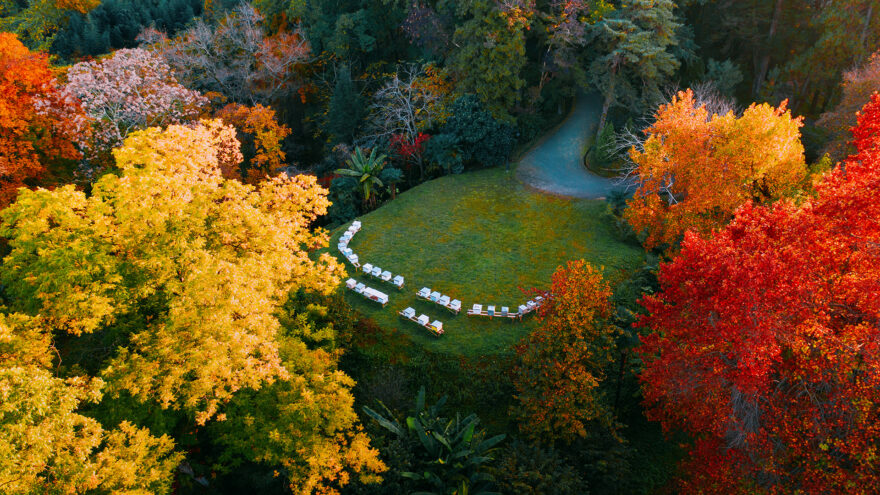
[{"left": 337, "top": 220, "right": 545, "bottom": 336}]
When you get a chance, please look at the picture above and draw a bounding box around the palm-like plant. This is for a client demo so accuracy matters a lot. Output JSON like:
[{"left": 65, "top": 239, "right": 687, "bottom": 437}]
[
  {"left": 364, "top": 387, "right": 505, "bottom": 495},
  {"left": 335, "top": 146, "right": 387, "bottom": 209}
]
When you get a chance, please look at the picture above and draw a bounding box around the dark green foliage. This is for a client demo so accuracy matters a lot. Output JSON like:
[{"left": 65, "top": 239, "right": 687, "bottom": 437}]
[
  {"left": 589, "top": 122, "right": 618, "bottom": 172},
  {"left": 703, "top": 58, "right": 743, "bottom": 97},
  {"left": 488, "top": 440, "right": 588, "bottom": 495},
  {"left": 363, "top": 387, "right": 506, "bottom": 495},
  {"left": 327, "top": 66, "right": 364, "bottom": 145},
  {"left": 379, "top": 166, "right": 403, "bottom": 198},
  {"left": 327, "top": 176, "right": 361, "bottom": 226},
  {"left": 423, "top": 133, "right": 463, "bottom": 175},
  {"left": 441, "top": 96, "right": 515, "bottom": 170},
  {"left": 51, "top": 0, "right": 202, "bottom": 60}
]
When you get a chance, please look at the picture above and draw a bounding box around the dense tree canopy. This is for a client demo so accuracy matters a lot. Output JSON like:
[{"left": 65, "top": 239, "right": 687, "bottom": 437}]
[
  {"left": 0, "top": 32, "right": 84, "bottom": 206},
  {"left": 625, "top": 89, "right": 808, "bottom": 251},
  {"left": 513, "top": 260, "right": 619, "bottom": 443},
  {"left": 638, "top": 94, "right": 880, "bottom": 493}
]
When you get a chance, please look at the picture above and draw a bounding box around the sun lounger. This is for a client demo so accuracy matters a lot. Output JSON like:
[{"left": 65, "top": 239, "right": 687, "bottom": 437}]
[
  {"left": 380, "top": 270, "right": 392, "bottom": 281},
  {"left": 393, "top": 275, "right": 404, "bottom": 289},
  {"left": 428, "top": 320, "right": 444, "bottom": 335},
  {"left": 362, "top": 287, "right": 389, "bottom": 306}
]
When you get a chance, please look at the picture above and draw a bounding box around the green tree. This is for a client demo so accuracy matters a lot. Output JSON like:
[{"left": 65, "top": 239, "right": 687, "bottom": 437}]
[
  {"left": 335, "top": 146, "right": 387, "bottom": 209},
  {"left": 448, "top": 0, "right": 528, "bottom": 121},
  {"left": 588, "top": 0, "right": 682, "bottom": 137},
  {"left": 327, "top": 65, "right": 364, "bottom": 145},
  {"left": 0, "top": 0, "right": 99, "bottom": 50},
  {"left": 364, "top": 387, "right": 505, "bottom": 495}
]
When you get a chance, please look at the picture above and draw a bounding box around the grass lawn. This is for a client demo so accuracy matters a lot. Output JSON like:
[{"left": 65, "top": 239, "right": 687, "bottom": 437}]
[{"left": 326, "top": 167, "right": 644, "bottom": 356}]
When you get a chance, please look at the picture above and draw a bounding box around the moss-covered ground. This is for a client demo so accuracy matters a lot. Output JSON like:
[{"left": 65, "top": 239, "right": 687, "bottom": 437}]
[{"left": 326, "top": 167, "right": 644, "bottom": 356}]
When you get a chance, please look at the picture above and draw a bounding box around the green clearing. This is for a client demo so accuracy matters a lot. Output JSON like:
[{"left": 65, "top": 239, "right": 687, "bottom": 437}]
[{"left": 327, "top": 167, "right": 644, "bottom": 356}]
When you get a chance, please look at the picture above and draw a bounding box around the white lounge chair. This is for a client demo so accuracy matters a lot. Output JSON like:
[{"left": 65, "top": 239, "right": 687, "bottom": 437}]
[
  {"left": 345, "top": 278, "right": 356, "bottom": 289},
  {"left": 363, "top": 287, "right": 389, "bottom": 305},
  {"left": 417, "top": 314, "right": 429, "bottom": 326},
  {"left": 370, "top": 266, "right": 381, "bottom": 277},
  {"left": 393, "top": 275, "right": 404, "bottom": 288},
  {"left": 438, "top": 295, "right": 451, "bottom": 306},
  {"left": 380, "top": 270, "right": 392, "bottom": 281},
  {"left": 418, "top": 287, "right": 431, "bottom": 298},
  {"left": 429, "top": 291, "right": 441, "bottom": 302},
  {"left": 401, "top": 307, "right": 416, "bottom": 319},
  {"left": 450, "top": 299, "right": 462, "bottom": 312}
]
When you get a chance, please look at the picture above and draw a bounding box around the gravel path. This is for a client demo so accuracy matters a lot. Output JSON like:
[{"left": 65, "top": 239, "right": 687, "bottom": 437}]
[{"left": 516, "top": 93, "right": 616, "bottom": 199}]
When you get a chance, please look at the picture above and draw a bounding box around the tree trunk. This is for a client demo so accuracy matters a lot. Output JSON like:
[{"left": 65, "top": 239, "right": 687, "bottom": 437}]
[
  {"left": 598, "top": 88, "right": 614, "bottom": 141},
  {"left": 860, "top": 3, "right": 875, "bottom": 50},
  {"left": 753, "top": 0, "right": 785, "bottom": 97}
]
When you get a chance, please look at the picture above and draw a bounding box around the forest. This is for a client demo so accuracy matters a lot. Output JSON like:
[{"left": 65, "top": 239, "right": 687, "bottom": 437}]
[{"left": 1, "top": 0, "right": 879, "bottom": 494}]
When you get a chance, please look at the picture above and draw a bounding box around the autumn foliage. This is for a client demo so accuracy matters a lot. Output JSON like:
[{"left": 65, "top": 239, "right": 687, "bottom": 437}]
[
  {"left": 512, "top": 260, "right": 619, "bottom": 443},
  {"left": 625, "top": 89, "right": 808, "bottom": 250},
  {"left": 816, "top": 51, "right": 880, "bottom": 161},
  {"left": 0, "top": 33, "right": 84, "bottom": 206},
  {"left": 638, "top": 94, "right": 880, "bottom": 493},
  {"left": 215, "top": 102, "right": 291, "bottom": 182}
]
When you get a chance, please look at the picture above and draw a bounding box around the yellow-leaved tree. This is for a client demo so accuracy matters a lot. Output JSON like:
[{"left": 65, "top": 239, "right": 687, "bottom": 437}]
[
  {"left": 625, "top": 89, "right": 808, "bottom": 251},
  {"left": 0, "top": 314, "right": 181, "bottom": 494},
  {"left": 0, "top": 121, "right": 384, "bottom": 493}
]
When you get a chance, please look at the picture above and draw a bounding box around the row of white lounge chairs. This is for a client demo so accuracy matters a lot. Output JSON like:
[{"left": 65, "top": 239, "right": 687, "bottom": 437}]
[
  {"left": 345, "top": 278, "right": 389, "bottom": 306},
  {"left": 339, "top": 220, "right": 548, "bottom": 335},
  {"left": 338, "top": 220, "right": 405, "bottom": 290},
  {"left": 399, "top": 307, "right": 444, "bottom": 336},
  {"left": 466, "top": 296, "right": 545, "bottom": 319},
  {"left": 416, "top": 288, "right": 462, "bottom": 314}
]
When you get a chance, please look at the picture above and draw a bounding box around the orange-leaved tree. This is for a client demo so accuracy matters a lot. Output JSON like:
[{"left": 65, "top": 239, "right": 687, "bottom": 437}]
[
  {"left": 625, "top": 89, "right": 808, "bottom": 251},
  {"left": 0, "top": 32, "right": 85, "bottom": 207},
  {"left": 512, "top": 260, "right": 620, "bottom": 443},
  {"left": 215, "top": 102, "right": 291, "bottom": 182},
  {"left": 637, "top": 93, "right": 880, "bottom": 493},
  {"left": 816, "top": 50, "right": 880, "bottom": 162}
]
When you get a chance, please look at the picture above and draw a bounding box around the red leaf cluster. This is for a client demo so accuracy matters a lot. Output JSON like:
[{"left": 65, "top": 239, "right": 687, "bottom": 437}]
[
  {"left": 0, "top": 33, "right": 85, "bottom": 206},
  {"left": 638, "top": 94, "right": 880, "bottom": 493}
]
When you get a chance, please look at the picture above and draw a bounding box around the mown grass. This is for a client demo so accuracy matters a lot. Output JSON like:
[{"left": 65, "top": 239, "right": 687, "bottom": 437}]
[{"left": 326, "top": 167, "right": 644, "bottom": 356}]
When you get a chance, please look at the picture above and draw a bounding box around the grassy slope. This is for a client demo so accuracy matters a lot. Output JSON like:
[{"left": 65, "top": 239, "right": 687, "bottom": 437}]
[{"left": 327, "top": 167, "right": 644, "bottom": 356}]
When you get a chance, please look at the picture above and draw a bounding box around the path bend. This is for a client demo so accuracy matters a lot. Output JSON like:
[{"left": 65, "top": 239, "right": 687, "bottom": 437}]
[{"left": 516, "top": 94, "right": 616, "bottom": 199}]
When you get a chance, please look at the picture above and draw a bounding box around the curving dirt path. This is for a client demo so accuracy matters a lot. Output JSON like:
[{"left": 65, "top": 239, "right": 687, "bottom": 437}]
[{"left": 516, "top": 93, "right": 616, "bottom": 199}]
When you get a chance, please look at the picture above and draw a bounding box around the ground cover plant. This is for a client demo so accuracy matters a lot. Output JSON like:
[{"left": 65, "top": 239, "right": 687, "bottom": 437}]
[{"left": 327, "top": 167, "right": 644, "bottom": 356}]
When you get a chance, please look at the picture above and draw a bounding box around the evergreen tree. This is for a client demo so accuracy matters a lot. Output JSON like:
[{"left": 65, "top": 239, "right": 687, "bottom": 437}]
[{"left": 327, "top": 65, "right": 364, "bottom": 145}]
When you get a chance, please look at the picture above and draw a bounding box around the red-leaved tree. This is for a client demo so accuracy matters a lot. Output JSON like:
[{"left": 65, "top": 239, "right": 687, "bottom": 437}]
[
  {"left": 0, "top": 33, "right": 85, "bottom": 207},
  {"left": 637, "top": 93, "right": 880, "bottom": 494}
]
